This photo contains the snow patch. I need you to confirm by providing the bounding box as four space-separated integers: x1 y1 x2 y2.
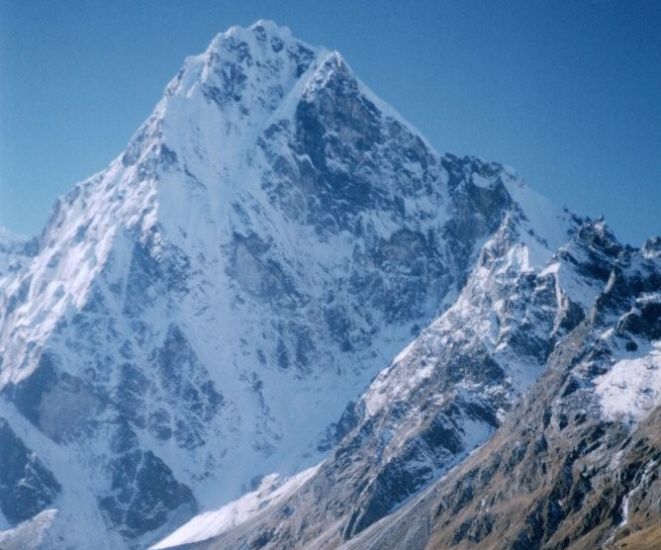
594 342 661 424
0 509 57 549
150 464 320 548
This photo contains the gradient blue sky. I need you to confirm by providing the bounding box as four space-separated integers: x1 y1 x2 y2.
1 0 659 244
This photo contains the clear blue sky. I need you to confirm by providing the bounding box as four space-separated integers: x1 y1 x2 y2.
1 0 659 244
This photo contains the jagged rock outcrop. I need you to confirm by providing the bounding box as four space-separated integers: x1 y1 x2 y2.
337 237 661 550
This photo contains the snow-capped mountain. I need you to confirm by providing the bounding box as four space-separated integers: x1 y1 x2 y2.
0 20 658 550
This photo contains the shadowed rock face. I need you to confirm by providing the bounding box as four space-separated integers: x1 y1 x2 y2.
0 418 61 524
99 444 197 540
149 325 225 449
4 352 105 444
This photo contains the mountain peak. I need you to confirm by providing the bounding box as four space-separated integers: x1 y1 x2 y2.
642 235 661 258
249 19 292 36
205 19 310 59
302 49 353 94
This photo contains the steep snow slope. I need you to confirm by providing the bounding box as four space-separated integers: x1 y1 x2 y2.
0 21 577 548
151 466 319 549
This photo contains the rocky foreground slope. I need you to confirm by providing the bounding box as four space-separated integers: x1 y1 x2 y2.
341 235 661 550
0 20 658 550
